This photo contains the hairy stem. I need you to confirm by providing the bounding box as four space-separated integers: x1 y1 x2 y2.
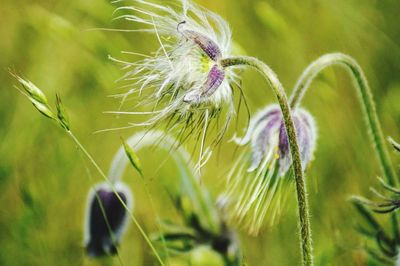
289 53 399 240
66 131 165 266
289 53 398 186
221 56 313 266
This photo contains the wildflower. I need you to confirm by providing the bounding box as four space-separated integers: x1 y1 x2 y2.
112 0 239 162
84 182 133 257
223 104 317 234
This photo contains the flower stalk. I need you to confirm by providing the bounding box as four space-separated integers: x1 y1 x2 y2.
288 53 399 241
12 75 165 265
112 131 239 264
221 56 313 266
108 130 220 235
67 125 165 265
289 53 398 187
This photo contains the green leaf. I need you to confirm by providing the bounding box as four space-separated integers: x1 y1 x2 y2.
378 176 400 194
350 196 381 230
121 137 143 177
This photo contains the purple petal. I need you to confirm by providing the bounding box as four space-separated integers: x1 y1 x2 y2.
201 64 225 97
297 110 317 167
182 30 222 61
233 105 281 146
277 120 291 175
183 64 225 103
85 185 131 257
278 109 317 175
249 114 281 171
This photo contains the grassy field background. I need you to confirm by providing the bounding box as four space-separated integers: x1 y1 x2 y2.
1 0 400 265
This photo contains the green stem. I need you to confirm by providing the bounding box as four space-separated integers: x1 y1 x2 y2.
288 53 399 240
289 53 398 186
221 56 313 266
108 130 220 234
79 153 125 266
66 131 165 266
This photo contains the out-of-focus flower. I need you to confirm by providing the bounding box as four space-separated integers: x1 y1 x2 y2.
84 182 133 257
116 130 243 265
111 0 240 162
153 187 241 265
189 245 226 266
223 104 317 235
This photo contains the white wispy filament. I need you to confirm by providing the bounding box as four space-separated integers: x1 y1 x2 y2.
223 104 317 235
111 0 239 166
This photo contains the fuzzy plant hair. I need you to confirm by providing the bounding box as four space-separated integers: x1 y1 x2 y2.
20 2 396 264
223 104 317 235
109 0 242 167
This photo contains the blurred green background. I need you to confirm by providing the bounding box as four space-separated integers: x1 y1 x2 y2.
1 0 400 265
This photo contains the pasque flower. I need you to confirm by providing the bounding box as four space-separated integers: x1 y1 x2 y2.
223 104 317 235
84 182 133 257
112 0 239 162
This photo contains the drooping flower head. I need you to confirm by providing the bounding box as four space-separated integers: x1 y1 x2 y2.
84 182 133 257
112 0 239 163
223 104 317 235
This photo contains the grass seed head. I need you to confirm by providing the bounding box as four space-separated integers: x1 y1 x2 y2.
12 74 56 120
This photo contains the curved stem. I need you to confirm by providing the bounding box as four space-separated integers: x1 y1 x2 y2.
289 53 398 186
221 56 313 266
289 52 399 244
108 130 220 234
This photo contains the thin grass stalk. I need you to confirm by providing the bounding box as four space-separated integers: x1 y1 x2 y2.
67 131 165 265
108 130 220 235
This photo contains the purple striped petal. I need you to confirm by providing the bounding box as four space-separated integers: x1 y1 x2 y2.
277 109 316 175
183 64 225 103
182 30 222 61
297 110 317 167
201 64 225 97
249 113 281 172
233 105 281 146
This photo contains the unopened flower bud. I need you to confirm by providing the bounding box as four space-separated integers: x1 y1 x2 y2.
84 182 133 257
